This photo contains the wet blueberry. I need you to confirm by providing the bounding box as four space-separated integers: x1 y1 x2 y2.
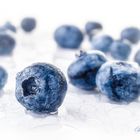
110 40 131 60
54 25 84 49
91 35 113 53
0 33 16 55
21 17 36 32
121 27 140 44
67 51 107 90
15 63 67 114
96 61 140 103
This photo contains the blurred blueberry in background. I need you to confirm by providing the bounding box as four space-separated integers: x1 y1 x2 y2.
21 17 36 32
4 22 16 33
54 25 84 49
96 61 140 103
121 27 140 44
16 63 67 114
91 35 113 53
110 40 131 60
85 21 102 40
0 22 16 33
0 33 16 55
134 49 140 65
67 50 107 90
0 66 8 90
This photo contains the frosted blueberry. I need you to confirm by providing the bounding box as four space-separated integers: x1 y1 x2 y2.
91 35 113 53
21 17 36 32
0 33 16 55
16 63 67 114
54 25 84 49
121 27 140 44
96 61 140 103
110 40 131 60
67 50 107 90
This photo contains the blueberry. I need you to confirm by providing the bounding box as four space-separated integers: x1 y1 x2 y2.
121 27 140 44
110 40 131 60
54 25 84 49
15 63 67 114
134 49 140 65
67 51 107 90
21 17 36 32
0 66 8 90
85 21 102 39
4 22 16 33
91 35 113 53
0 33 16 55
96 61 140 103
0 27 6 32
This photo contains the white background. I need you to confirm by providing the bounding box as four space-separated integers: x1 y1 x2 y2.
0 0 140 139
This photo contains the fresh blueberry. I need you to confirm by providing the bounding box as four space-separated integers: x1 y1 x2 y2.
134 49 140 65
4 22 16 33
21 17 36 32
121 27 140 44
67 50 107 90
85 21 102 39
0 27 6 32
110 40 131 60
15 63 67 114
54 25 84 49
96 61 140 103
0 66 8 90
0 33 16 55
91 35 113 53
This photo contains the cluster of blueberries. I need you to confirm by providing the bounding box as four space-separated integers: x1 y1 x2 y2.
0 17 36 55
54 22 140 61
0 19 140 115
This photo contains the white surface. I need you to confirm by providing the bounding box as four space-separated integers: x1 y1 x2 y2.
0 0 140 139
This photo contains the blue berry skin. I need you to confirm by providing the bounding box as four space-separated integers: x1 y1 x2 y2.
67 51 107 90
91 35 113 53
54 25 84 49
15 63 67 114
121 27 140 44
96 61 140 103
0 66 8 90
4 22 16 33
110 40 131 60
134 49 140 65
85 21 102 35
0 33 16 55
21 17 36 32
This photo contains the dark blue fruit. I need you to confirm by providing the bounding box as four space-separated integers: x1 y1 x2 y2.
15 63 67 114
67 51 107 90
54 25 84 49
134 49 140 65
85 21 102 40
0 66 8 90
121 27 140 44
96 61 140 103
21 17 36 32
91 35 113 53
4 22 16 33
110 40 131 60
0 33 16 55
